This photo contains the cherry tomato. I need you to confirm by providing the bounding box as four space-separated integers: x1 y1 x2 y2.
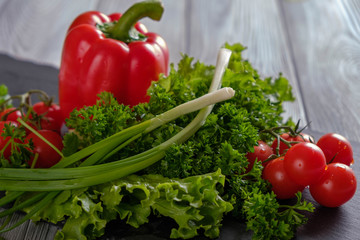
283 142 327 186
245 140 273 172
0 108 22 122
26 129 63 168
262 157 305 199
0 120 19 159
32 102 63 133
271 132 313 155
316 133 353 166
309 163 357 207
0 120 18 134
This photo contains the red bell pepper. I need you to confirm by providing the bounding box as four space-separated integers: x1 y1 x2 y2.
59 0 169 119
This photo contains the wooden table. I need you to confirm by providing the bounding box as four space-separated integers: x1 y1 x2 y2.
0 0 359 239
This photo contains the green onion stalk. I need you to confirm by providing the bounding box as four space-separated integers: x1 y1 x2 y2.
0 48 232 232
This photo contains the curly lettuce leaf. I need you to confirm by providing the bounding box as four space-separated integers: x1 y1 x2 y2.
54 192 106 240
25 170 232 240
22 189 106 240
97 169 232 239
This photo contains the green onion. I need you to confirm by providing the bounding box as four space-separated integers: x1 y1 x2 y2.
0 87 234 183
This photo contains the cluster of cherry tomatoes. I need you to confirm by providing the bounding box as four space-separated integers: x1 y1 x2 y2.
246 131 357 208
0 92 64 168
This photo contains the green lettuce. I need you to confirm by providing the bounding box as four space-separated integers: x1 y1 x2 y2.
26 169 232 239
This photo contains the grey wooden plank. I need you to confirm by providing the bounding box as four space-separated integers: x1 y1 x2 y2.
280 0 360 142
24 221 59 240
0 0 101 68
187 0 306 126
0 212 58 240
0 215 29 240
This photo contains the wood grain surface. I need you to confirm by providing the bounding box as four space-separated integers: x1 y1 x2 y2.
281 0 360 142
0 0 359 239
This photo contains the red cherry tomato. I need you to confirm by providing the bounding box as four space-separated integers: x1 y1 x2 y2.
0 120 18 134
0 120 19 159
283 142 327 186
245 140 273 172
26 129 64 168
309 163 357 207
262 157 305 199
271 132 313 155
316 133 353 166
32 102 63 133
0 108 22 122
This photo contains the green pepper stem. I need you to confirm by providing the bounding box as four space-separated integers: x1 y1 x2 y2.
110 0 164 42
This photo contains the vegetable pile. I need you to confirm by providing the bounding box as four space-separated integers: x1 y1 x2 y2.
0 1 357 239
